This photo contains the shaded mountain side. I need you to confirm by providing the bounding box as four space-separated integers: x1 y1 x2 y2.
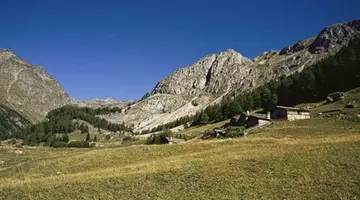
0 104 31 140
99 19 360 132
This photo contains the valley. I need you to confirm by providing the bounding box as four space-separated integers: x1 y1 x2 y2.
0 18 360 200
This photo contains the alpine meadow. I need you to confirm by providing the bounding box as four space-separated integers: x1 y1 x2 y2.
1 2 360 199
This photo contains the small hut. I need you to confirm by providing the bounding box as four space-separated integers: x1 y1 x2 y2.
271 106 310 121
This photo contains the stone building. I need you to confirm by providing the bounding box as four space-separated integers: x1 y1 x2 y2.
271 106 310 121
229 112 271 128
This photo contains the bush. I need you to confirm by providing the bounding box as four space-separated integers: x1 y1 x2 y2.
8 138 17 145
191 100 199 106
68 141 90 148
105 134 111 140
51 142 68 148
183 123 189 129
63 134 69 143
147 129 172 144
225 126 245 138
122 136 139 143
172 133 196 141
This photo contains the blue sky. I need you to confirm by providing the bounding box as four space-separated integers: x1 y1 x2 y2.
1 0 359 100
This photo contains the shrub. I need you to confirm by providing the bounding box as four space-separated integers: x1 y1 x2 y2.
8 138 17 145
105 134 111 140
147 129 172 144
122 136 139 143
90 142 96 148
172 133 196 141
68 141 90 148
191 100 199 106
63 134 69 143
51 142 68 148
225 126 245 138
183 123 189 129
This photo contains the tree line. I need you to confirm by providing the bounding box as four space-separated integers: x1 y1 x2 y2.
16 105 133 145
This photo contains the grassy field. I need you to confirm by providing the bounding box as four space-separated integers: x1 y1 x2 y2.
1 117 360 199
298 87 360 115
177 119 230 138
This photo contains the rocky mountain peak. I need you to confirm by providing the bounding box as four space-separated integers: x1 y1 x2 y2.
151 49 253 96
309 20 360 53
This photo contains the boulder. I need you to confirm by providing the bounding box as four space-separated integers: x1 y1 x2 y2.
345 101 357 108
326 92 345 103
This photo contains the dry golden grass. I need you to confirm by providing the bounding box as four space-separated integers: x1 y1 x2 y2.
1 118 360 199
299 87 360 115
178 119 230 137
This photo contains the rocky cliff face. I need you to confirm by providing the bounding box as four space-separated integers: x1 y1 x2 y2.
0 49 71 123
309 20 360 53
99 20 360 132
152 49 254 96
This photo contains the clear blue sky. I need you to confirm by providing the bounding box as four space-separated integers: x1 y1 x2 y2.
1 0 359 100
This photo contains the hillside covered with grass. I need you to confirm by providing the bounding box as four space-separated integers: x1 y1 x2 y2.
1 118 360 199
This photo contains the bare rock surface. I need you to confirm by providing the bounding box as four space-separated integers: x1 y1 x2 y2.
0 49 71 123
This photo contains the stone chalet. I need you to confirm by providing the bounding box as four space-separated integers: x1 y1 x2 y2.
229 111 271 129
270 106 310 121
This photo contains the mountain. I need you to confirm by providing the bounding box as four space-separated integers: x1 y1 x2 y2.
72 97 135 109
0 104 30 140
99 19 360 132
0 49 71 123
1 20 359 134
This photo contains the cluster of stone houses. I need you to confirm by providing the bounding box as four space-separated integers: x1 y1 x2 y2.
228 106 311 129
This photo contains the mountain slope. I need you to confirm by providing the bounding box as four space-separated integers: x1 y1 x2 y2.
0 49 71 123
100 19 360 132
0 105 30 140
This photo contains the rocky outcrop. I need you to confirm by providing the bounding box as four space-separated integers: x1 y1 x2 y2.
152 49 254 96
280 38 315 55
327 92 345 103
309 20 360 53
0 49 71 122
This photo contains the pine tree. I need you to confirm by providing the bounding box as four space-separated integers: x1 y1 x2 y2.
261 87 278 111
63 133 69 143
199 113 210 124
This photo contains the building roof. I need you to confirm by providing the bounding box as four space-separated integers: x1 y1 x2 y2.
247 115 271 121
275 106 310 112
213 128 226 133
